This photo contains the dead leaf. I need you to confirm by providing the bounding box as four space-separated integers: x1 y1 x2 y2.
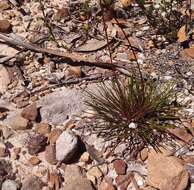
47 129 62 144
128 52 136 61
177 25 187 43
75 39 108 52
66 66 82 77
120 0 132 7
48 172 60 190
182 47 194 59
28 156 41 165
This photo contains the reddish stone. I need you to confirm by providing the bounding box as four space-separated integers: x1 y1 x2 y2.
113 159 127 175
115 173 133 190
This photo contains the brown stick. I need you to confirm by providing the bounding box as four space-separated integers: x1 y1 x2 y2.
0 33 131 76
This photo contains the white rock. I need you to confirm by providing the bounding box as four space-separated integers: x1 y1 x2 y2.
128 122 137 129
2 180 18 190
56 130 78 162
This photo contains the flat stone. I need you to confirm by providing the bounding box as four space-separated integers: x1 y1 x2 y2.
147 150 189 190
38 88 86 125
168 128 193 143
56 130 78 162
5 112 29 130
45 145 57 165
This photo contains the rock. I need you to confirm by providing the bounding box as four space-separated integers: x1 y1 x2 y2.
0 160 13 186
21 103 38 121
28 156 41 165
185 163 194 182
113 159 127 175
0 66 10 93
0 143 7 157
56 130 78 162
168 128 193 143
47 128 62 144
55 8 69 21
1 180 18 190
21 176 44 190
139 148 148 161
147 150 189 190
115 173 133 190
62 178 94 190
35 123 51 135
0 20 12 33
99 178 116 190
1 126 14 139
79 152 91 163
45 145 57 165
87 166 103 179
38 88 87 125
0 1 10 10
63 165 86 183
27 134 47 155
5 112 29 130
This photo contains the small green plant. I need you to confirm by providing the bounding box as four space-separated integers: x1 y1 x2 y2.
85 76 180 153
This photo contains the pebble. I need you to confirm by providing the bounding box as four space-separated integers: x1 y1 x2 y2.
56 130 78 162
0 1 10 10
0 65 10 93
21 103 38 121
35 123 51 135
1 180 18 190
99 178 116 190
27 134 47 155
113 159 127 175
55 8 69 21
0 20 12 33
5 113 29 130
0 142 7 157
79 152 91 163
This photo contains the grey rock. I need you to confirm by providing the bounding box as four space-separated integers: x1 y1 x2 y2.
56 130 78 162
38 88 86 125
1 180 18 190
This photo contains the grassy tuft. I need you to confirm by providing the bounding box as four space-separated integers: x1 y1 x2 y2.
85 76 181 153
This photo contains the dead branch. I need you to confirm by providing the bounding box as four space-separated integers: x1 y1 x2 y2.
0 32 132 76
